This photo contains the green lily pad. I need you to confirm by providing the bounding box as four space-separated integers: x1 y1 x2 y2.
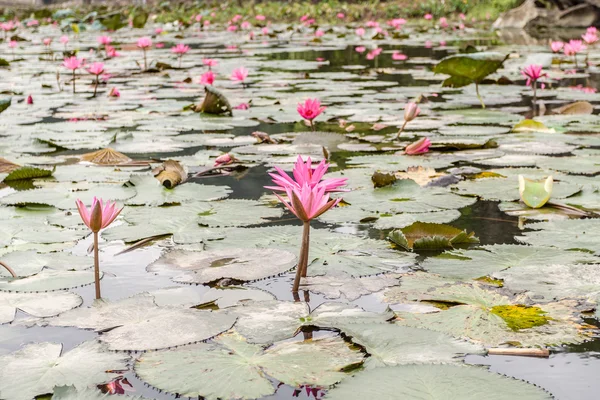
434 52 508 87
388 222 479 251
0 291 82 324
516 219 600 254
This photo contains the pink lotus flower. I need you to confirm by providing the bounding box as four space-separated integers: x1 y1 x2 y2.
26 95 33 105
587 26 597 35
43 38 52 46
424 14 433 20
196 15 203 22
300 15 309 22
440 40 447 47
231 66 249 83
337 13 345 19
8 40 17 48
297 98 325 130
214 153 236 167
439 17 448 28
266 155 347 193
155 27 164 34
355 27 365 36
565 39 585 54
232 14 242 23
355 46 366 53
63 56 82 70
203 58 218 68
172 43 190 67
261 27 269 35
98 36 112 45
521 64 545 86
227 25 238 32
405 137 431 155
366 20 379 28
87 62 104 76
234 102 250 110
425 40 433 48
60 35 69 45
315 29 324 37
137 37 152 49
76 197 122 233
392 51 407 61
241 21 251 29
199 71 215 85
108 87 120 97
550 41 563 52
459 13 466 20
388 18 407 29
275 183 341 223
570 85 596 93
256 15 266 21
582 32 598 45
27 20 39 27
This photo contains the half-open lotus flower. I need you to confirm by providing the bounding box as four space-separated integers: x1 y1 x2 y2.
404 102 420 122
76 197 123 233
518 175 553 209
550 41 564 53
275 183 341 222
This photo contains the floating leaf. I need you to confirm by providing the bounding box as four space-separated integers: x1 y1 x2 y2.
0 270 98 293
151 286 275 309
0 291 81 324
136 332 362 400
324 364 552 400
147 248 297 284
389 222 479 251
516 219 600 254
0 341 129 400
3 166 53 182
51 386 146 400
340 323 484 368
553 101 594 115
232 300 392 344
511 119 554 133
0 97 11 114
49 293 236 351
422 244 598 280
300 272 400 301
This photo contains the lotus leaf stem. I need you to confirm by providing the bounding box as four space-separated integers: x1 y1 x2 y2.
292 221 311 293
0 261 17 278
475 83 485 109
93 231 101 299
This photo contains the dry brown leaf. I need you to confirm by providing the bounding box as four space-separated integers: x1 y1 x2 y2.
152 160 188 189
80 148 132 165
552 101 594 115
395 166 445 186
0 158 20 173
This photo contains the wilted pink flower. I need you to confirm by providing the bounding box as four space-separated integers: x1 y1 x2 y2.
355 27 365 36
60 35 69 45
355 46 366 53
76 197 122 233
98 36 112 45
424 13 433 20
550 41 563 52
199 70 215 85
297 98 326 127
136 37 152 49
231 66 249 83
439 17 448 28
266 155 347 193
8 40 17 48
256 15 266 21
582 32 598 45
234 102 250 110
43 38 52 46
26 95 33 105
105 45 120 57
63 56 82 70
404 102 420 122
203 58 217 68
521 64 545 86
392 51 407 61
87 62 104 76
405 137 431 155
171 43 190 55
337 13 345 19
214 153 236 167
108 87 120 97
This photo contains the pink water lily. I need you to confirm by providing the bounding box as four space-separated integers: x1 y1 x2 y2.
550 41 563 53
8 40 16 48
203 58 217 69
43 37 52 46
26 95 33 105
297 98 325 131
266 155 348 193
231 66 249 85
315 29 324 37
337 13 345 19
105 45 120 58
355 27 365 37
137 37 152 70
98 35 112 45
582 32 598 45
405 137 431 155
234 102 250 110
395 102 420 140
424 13 433 20
355 46 366 53
521 64 545 86
63 56 83 93
171 43 190 67
76 197 123 299
87 62 105 97
439 17 448 29
214 153 237 167
108 87 120 98
199 70 215 85
392 51 407 60
256 15 266 21
276 182 341 223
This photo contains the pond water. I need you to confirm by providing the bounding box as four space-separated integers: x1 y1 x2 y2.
1 20 600 400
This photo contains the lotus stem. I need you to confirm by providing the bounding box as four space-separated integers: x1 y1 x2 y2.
475 83 485 109
178 55 182 69
292 221 311 293
93 75 99 97
309 119 315 132
72 70 76 93
394 120 408 140
0 261 17 278
574 55 578 69
532 82 537 117
93 231 101 299
143 49 147 71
